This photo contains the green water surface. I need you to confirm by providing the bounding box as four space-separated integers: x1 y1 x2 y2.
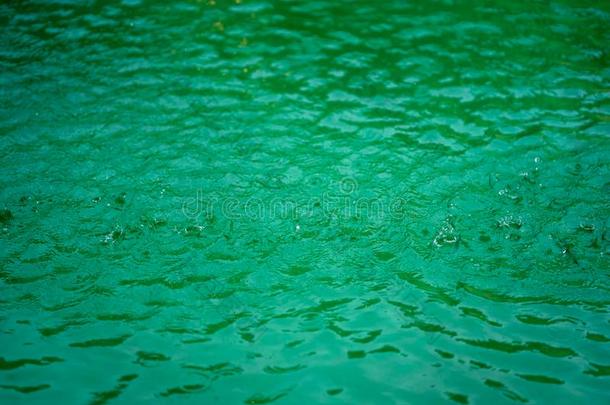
1 0 610 403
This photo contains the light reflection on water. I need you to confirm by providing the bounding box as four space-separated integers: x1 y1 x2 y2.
1 0 609 403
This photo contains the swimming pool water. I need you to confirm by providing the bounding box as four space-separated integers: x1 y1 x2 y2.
1 0 609 403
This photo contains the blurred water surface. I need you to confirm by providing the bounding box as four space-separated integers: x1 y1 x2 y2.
1 0 610 403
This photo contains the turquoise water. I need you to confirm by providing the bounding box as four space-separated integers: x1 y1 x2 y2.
1 0 610 403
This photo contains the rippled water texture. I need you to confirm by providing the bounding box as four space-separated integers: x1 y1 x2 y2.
1 0 610 403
